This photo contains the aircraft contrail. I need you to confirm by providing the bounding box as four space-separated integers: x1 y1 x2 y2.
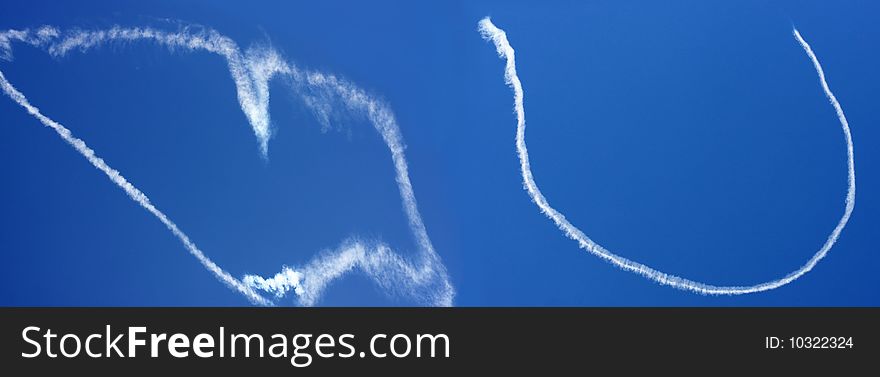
0 25 453 306
0 68 271 305
478 17 855 294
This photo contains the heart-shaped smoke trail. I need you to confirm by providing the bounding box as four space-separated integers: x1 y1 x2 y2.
0 25 454 306
478 17 856 294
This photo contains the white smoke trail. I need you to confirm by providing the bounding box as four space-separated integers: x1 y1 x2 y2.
478 17 855 295
0 25 453 306
0 69 271 306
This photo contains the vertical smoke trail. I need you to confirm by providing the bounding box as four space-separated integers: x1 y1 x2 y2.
0 25 453 306
478 17 855 294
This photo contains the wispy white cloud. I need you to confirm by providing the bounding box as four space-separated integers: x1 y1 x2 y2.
0 24 453 306
478 17 855 294
0 26 59 60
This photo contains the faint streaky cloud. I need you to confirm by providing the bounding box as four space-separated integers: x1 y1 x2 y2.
478 17 855 295
0 24 453 306
0 26 59 60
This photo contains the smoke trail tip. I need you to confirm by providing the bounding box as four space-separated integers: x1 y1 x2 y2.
259 140 270 160
478 18 494 36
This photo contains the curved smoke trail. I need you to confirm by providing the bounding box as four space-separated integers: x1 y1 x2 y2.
0 25 453 306
478 17 855 294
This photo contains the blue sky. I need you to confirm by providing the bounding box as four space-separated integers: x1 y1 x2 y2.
0 0 877 306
